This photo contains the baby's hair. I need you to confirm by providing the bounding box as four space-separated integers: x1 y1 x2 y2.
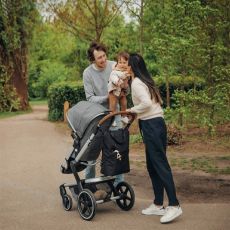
116 51 129 62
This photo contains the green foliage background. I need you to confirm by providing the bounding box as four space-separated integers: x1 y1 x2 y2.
1 0 229 135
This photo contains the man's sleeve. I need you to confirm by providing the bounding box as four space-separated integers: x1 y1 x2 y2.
83 71 108 104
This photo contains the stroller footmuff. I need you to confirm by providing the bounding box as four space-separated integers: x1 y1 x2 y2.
59 101 136 221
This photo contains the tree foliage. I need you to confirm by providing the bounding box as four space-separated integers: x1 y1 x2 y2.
28 22 77 98
42 0 124 42
0 0 38 110
1 0 229 135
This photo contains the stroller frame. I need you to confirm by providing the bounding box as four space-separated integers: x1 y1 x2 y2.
59 108 136 221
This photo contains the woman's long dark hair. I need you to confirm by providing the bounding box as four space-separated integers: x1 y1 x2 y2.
128 53 163 105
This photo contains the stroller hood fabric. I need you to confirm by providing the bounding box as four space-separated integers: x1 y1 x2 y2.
67 101 108 138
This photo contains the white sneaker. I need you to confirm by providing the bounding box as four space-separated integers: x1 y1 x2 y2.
160 206 182 223
121 116 129 124
141 203 165 216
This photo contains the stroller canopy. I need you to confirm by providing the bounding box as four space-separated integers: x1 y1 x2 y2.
67 101 108 138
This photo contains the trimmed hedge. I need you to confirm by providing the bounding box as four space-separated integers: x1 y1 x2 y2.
48 81 134 121
48 82 86 121
47 76 205 121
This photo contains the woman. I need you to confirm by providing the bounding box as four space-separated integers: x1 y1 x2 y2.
127 53 182 224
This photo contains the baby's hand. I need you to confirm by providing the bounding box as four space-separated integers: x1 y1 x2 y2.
117 79 124 87
124 71 131 78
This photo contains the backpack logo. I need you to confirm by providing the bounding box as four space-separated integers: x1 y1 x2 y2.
113 150 122 161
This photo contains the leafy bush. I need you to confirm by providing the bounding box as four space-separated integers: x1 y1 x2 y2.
47 82 85 121
165 84 230 135
167 124 182 145
30 62 73 98
155 75 205 89
155 75 205 107
0 65 20 112
47 75 205 122
47 81 134 121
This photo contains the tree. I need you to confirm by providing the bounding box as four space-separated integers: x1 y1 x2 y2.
43 0 124 42
0 0 38 110
194 0 230 134
161 0 230 134
125 0 147 55
28 22 78 98
144 0 176 108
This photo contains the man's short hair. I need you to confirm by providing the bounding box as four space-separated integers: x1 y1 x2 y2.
87 41 107 62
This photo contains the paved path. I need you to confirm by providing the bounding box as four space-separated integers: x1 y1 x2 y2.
0 105 229 230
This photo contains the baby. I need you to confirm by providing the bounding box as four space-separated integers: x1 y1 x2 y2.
108 51 130 126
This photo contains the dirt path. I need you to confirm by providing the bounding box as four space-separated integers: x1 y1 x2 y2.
0 105 229 230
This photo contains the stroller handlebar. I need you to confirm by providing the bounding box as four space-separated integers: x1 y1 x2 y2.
98 111 136 126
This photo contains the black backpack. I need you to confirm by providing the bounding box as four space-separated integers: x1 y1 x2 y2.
101 127 130 176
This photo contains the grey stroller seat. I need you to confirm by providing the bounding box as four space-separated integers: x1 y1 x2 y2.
61 101 111 173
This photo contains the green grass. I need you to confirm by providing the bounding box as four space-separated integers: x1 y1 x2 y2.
169 156 230 175
0 110 31 119
216 155 230 161
130 134 142 144
29 99 47 105
0 99 47 119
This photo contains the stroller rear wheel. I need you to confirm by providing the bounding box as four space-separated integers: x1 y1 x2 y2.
77 189 96 221
62 194 73 211
115 182 135 211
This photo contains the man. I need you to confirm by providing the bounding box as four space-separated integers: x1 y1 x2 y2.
83 41 124 186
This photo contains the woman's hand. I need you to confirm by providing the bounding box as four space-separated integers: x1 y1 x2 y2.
126 66 134 79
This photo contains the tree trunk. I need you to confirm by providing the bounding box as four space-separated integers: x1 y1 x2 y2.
165 75 170 108
178 87 185 127
139 0 144 55
208 104 215 136
10 48 29 110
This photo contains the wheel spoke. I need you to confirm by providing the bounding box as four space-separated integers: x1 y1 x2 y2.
120 187 124 193
123 198 128 207
82 206 88 214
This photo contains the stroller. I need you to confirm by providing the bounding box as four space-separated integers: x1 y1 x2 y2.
59 101 136 220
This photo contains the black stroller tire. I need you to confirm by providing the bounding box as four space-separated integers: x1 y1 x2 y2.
62 194 73 211
60 185 66 196
77 189 96 221
115 182 135 211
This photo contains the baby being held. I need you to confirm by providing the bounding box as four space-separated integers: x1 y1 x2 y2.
108 51 131 126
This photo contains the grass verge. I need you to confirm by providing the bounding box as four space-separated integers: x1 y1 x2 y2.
0 99 47 119
0 109 32 119
29 99 47 105
169 155 230 175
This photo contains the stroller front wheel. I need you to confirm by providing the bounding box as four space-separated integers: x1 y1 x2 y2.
77 189 97 221
115 181 135 211
62 194 73 211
